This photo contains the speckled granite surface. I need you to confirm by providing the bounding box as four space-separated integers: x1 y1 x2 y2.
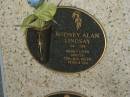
0 0 130 97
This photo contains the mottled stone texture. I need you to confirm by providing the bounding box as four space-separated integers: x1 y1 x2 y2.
0 0 130 97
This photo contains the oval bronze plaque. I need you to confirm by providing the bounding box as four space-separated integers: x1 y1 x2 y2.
27 7 106 73
45 91 87 97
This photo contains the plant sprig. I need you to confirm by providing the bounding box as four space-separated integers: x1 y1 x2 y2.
21 2 57 32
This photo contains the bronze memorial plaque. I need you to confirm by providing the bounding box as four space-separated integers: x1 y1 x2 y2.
45 91 87 97
27 7 106 73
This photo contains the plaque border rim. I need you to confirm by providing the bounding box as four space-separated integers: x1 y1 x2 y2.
45 91 88 97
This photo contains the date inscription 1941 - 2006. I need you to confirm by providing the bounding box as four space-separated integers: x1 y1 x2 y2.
27 7 106 73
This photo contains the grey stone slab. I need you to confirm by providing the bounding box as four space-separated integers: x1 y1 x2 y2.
0 0 130 97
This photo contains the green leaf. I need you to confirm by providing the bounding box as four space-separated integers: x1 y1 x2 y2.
29 19 45 30
21 14 37 32
21 3 57 32
34 2 57 21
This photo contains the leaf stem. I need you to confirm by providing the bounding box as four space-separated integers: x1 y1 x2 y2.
57 0 63 6
38 32 43 61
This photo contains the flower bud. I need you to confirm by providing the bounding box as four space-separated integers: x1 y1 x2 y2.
27 0 44 8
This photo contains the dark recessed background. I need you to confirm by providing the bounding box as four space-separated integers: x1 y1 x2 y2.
0 50 4 97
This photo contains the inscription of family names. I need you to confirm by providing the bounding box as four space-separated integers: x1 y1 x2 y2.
56 32 100 65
